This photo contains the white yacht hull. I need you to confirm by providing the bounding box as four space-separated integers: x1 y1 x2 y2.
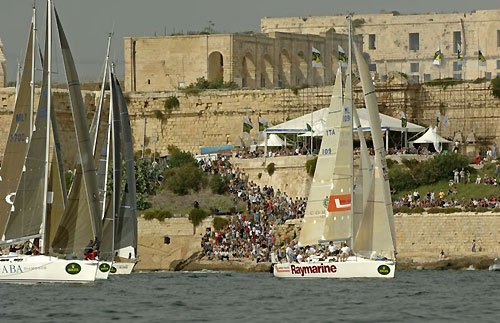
95 261 112 280
0 255 98 283
110 261 136 275
273 258 395 278
489 264 500 271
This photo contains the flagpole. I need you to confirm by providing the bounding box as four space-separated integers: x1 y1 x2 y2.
310 102 313 155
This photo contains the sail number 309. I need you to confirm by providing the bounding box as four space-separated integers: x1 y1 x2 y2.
322 148 332 155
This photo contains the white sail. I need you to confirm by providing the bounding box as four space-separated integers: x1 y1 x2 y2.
346 71 374 245
353 43 396 258
298 67 351 246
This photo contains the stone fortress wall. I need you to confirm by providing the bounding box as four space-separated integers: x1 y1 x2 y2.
261 9 500 83
0 76 499 163
124 30 358 92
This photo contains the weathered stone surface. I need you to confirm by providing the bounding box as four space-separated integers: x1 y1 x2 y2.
262 9 500 82
124 31 356 92
135 213 500 272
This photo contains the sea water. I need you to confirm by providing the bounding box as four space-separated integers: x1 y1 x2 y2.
0 270 498 322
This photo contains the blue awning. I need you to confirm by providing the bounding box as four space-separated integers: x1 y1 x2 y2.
200 144 234 154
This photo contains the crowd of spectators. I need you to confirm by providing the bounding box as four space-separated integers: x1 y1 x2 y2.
199 155 307 263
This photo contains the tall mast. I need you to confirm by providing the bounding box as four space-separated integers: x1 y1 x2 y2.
30 3 36 140
347 16 355 250
15 60 21 101
93 32 113 154
41 0 52 254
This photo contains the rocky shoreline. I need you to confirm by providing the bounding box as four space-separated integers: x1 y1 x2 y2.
159 255 497 273
134 255 499 274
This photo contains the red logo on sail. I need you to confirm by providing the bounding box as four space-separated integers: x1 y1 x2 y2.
327 194 351 212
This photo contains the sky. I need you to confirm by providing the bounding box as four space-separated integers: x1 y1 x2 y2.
1 0 499 83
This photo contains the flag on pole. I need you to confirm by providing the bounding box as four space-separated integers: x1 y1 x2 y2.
338 45 347 67
401 112 407 129
243 116 253 134
258 114 269 132
443 113 449 131
312 47 322 67
478 49 486 66
433 47 442 65
456 43 463 65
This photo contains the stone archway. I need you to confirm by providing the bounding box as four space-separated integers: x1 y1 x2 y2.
295 51 308 86
208 51 224 82
242 52 256 88
261 54 274 88
279 49 291 87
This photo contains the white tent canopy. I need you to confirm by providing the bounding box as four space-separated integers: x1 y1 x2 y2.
257 134 286 147
411 127 451 144
266 107 424 136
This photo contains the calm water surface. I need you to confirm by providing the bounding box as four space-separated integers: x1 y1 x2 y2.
1 270 498 322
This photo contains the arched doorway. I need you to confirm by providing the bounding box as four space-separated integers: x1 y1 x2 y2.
279 49 291 87
242 53 256 88
295 51 308 86
261 54 273 88
208 51 224 82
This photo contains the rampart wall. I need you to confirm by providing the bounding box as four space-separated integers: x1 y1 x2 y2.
0 79 499 164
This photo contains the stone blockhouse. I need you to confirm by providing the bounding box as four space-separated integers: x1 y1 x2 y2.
0 39 6 87
124 30 358 92
261 9 500 82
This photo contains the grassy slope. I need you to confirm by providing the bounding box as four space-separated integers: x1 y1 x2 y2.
147 187 246 216
393 162 500 201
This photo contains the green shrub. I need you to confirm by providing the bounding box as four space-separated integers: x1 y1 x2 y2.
164 96 180 111
164 164 207 195
411 207 425 214
167 145 198 168
401 159 419 169
427 207 462 214
189 208 209 231
290 84 309 95
425 77 464 89
134 158 167 210
209 174 228 195
427 153 469 182
65 171 74 190
389 167 417 192
182 87 202 95
393 206 412 214
306 157 318 177
143 209 173 221
386 159 399 169
410 161 440 186
213 216 229 231
492 77 500 98
181 77 239 94
153 109 164 120
266 162 276 176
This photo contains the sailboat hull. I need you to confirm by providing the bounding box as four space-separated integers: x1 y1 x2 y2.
95 261 112 280
109 261 136 275
0 255 98 283
273 259 395 278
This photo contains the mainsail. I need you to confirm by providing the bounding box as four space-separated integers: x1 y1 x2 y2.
353 44 396 258
113 74 138 255
321 68 354 243
0 22 34 236
3 20 50 242
345 71 374 248
298 67 350 246
50 8 102 255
